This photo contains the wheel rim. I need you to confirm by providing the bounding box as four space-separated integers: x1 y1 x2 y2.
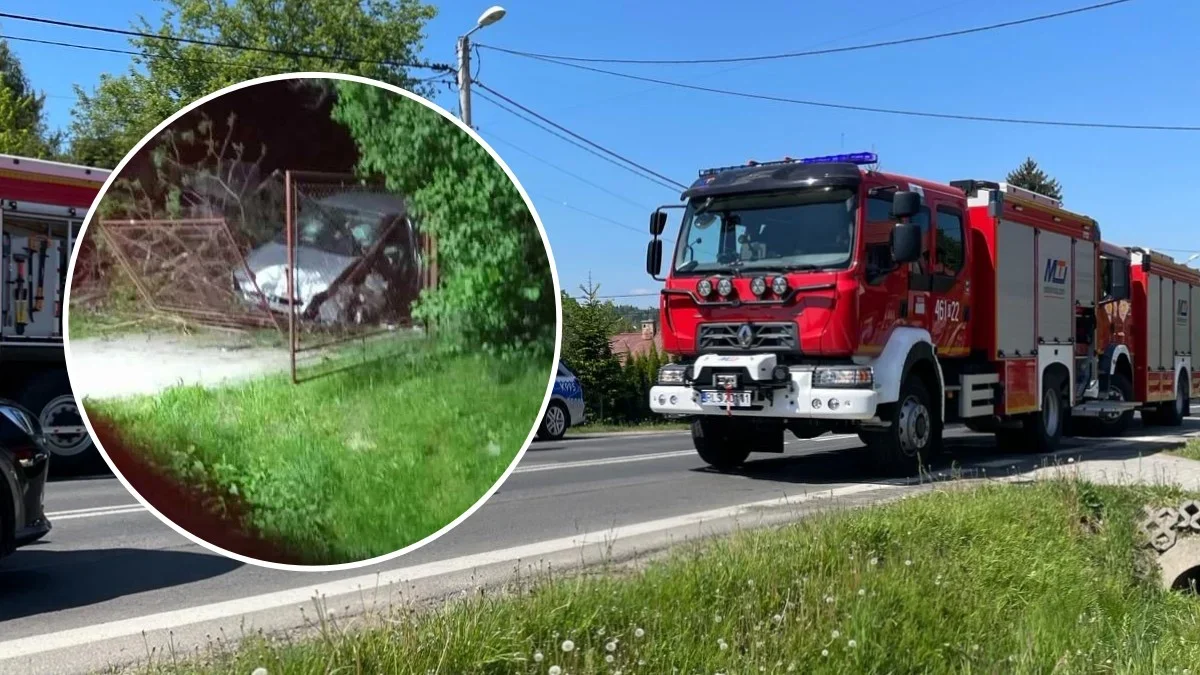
1043 388 1061 438
40 395 92 457
897 395 931 456
545 406 567 437
1099 385 1126 422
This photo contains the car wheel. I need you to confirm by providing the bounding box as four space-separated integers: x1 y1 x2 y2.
539 401 570 441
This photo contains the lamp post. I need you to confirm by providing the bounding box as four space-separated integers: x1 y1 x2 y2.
1187 253 1200 266
457 5 506 127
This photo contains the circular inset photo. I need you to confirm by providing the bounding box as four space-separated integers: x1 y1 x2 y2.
64 73 560 569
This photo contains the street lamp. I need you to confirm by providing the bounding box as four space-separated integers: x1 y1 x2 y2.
1187 253 1200 266
458 5 507 127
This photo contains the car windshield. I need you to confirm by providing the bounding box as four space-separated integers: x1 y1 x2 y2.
672 189 858 274
275 202 383 257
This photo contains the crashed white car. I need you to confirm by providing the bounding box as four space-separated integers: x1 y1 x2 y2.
234 191 422 324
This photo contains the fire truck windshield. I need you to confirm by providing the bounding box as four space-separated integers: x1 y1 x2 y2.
673 189 857 274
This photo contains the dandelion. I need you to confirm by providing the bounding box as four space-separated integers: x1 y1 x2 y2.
869 557 878 566
638 660 645 666
848 640 857 648
858 588 866 597
549 667 562 675
533 652 544 663
635 627 645 638
905 560 913 567
824 595 835 604
605 655 615 664
821 649 830 658
597 627 606 636
718 638 728 651
714 615 723 623
832 630 841 639
748 579 755 587
561 640 575 653
1068 457 1075 463
773 614 783 624
606 641 618 653
788 665 797 672
756 641 765 648
251 669 268 675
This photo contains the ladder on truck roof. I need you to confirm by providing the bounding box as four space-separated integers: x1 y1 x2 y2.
949 179 1061 208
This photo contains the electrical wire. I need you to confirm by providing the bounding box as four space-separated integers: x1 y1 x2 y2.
1 33 276 73
478 0 1134 65
0 11 454 72
473 81 690 188
472 87 685 192
504 56 1200 132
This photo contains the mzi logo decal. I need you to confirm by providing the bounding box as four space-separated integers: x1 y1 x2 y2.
1043 259 1069 285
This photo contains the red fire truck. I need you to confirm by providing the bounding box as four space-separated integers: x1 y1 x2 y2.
644 152 1130 474
1085 244 1199 435
0 154 109 471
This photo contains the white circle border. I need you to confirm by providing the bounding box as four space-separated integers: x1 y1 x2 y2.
62 71 564 573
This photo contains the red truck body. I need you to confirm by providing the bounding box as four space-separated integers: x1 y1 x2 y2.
645 153 1138 472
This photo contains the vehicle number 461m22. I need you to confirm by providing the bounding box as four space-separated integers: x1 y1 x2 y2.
934 298 962 322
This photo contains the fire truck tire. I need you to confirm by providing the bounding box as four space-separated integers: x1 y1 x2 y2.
692 417 751 471
1085 372 1136 437
1018 372 1068 453
862 376 941 475
1157 374 1188 427
19 370 96 473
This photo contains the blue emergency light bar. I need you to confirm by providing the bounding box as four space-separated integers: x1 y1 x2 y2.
698 151 878 178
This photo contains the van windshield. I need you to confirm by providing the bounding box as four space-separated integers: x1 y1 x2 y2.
673 189 857 274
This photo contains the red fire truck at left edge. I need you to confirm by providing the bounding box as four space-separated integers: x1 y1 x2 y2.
0 154 109 471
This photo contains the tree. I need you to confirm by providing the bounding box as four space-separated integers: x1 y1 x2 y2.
0 39 60 157
68 0 438 168
331 80 555 354
561 278 626 422
1006 157 1063 201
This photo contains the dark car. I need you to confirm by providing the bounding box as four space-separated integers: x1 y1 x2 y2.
0 399 52 560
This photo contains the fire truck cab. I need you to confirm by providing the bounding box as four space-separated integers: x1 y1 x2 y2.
0 154 109 471
645 152 1123 474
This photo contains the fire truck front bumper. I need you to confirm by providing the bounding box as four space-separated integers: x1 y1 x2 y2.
649 354 879 420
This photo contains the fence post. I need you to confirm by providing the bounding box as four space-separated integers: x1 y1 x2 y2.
285 170 296 384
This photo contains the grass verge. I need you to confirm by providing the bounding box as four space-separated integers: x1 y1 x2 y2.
567 420 689 435
88 338 549 564
141 480 1200 674
1172 439 1200 461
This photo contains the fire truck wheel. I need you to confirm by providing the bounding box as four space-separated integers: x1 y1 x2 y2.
1158 374 1188 427
692 417 751 471
864 376 941 475
1088 372 1136 437
19 370 96 473
1020 372 1067 453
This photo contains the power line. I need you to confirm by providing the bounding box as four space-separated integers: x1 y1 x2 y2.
1 33 277 73
473 81 691 188
529 190 654 239
508 56 1200 132
472 87 684 192
479 0 1133 65
0 11 453 72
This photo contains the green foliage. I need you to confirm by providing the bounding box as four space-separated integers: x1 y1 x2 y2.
561 282 627 422
0 39 61 157
1006 156 1063 201
67 0 438 168
330 81 555 355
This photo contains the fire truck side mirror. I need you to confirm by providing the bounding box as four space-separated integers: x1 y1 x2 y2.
891 190 921 219
646 239 664 277
891 222 922 264
650 210 668 236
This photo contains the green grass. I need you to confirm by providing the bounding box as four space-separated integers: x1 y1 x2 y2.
139 480 1200 674
89 339 549 564
1172 439 1200 461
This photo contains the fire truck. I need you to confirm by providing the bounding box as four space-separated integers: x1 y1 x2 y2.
644 151 1135 474
1084 244 1199 435
0 154 109 471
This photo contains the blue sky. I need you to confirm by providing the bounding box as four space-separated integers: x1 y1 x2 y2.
8 0 1199 307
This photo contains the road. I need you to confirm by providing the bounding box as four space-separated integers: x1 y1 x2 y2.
1 420 1198 674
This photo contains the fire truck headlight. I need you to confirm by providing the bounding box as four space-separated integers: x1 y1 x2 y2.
658 364 689 385
717 277 733 297
813 366 874 389
697 279 713 297
771 276 789 295
750 276 767 296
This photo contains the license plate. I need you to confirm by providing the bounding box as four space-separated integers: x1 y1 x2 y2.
700 390 753 407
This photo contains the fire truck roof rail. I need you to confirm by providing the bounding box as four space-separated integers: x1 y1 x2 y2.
698 152 878 178
949 179 1062 209
0 153 111 184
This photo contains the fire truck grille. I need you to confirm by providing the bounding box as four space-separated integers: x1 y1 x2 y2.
697 322 798 352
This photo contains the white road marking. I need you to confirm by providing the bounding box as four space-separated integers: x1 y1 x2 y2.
0 482 889 660
45 502 144 516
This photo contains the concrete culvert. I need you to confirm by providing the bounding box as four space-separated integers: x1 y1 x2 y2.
1138 500 1200 592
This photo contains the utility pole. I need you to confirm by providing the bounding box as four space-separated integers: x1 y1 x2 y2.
457 6 507 128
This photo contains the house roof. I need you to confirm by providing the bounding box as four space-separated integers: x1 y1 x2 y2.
609 331 662 360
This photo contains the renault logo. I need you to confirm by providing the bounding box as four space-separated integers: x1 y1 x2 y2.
737 323 753 348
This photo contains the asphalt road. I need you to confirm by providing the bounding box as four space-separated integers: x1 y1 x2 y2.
1 420 1198 674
